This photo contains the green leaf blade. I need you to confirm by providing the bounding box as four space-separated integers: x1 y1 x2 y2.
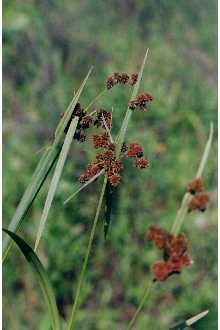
35 117 79 251
3 146 60 263
116 48 149 157
3 229 61 330
3 68 92 262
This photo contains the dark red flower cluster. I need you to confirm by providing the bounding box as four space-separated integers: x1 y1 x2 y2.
135 157 150 169
126 143 150 169
80 148 123 187
79 109 150 186
187 178 210 212
146 226 192 281
130 73 138 86
188 192 210 212
127 143 143 157
93 133 111 149
79 162 102 184
128 93 153 111
106 72 139 89
94 109 112 130
187 177 203 194
61 103 93 142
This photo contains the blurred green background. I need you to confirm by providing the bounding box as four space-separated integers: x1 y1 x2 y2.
3 1 217 329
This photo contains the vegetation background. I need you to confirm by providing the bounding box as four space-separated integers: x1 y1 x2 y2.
3 1 217 329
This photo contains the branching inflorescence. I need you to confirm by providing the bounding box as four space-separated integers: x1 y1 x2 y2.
4 50 214 330
65 72 154 188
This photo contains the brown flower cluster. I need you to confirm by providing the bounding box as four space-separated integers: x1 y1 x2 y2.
61 103 93 142
126 143 149 169
187 177 204 194
187 178 210 212
106 72 138 89
146 226 192 281
188 192 210 212
79 110 150 186
80 145 123 187
94 109 112 130
128 93 153 111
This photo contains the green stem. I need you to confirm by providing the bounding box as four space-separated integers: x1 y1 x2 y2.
67 178 107 330
127 280 154 330
171 122 213 236
127 122 213 328
170 192 191 236
85 88 106 112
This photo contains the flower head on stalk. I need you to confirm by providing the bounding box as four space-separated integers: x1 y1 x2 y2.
128 93 153 111
106 72 139 89
187 178 210 212
146 226 192 281
79 107 150 187
188 192 210 212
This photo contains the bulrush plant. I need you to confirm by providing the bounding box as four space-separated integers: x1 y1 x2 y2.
3 49 214 330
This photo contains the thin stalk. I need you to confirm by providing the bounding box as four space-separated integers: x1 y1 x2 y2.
63 169 105 205
84 88 106 112
127 123 213 329
171 122 213 236
67 177 107 330
127 281 155 330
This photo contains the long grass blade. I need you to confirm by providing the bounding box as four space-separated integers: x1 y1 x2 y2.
104 182 117 239
3 69 92 262
196 122 213 178
3 229 61 330
116 48 149 157
3 146 60 262
55 68 93 141
35 117 79 251
169 310 209 329
63 169 104 205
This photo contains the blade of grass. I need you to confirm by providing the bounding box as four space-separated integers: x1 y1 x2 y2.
116 48 149 157
104 181 116 239
63 169 105 205
3 229 61 330
55 68 93 140
3 146 60 262
3 69 92 262
169 310 209 330
34 117 79 251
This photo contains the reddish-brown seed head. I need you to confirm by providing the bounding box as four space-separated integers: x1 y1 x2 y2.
187 177 204 194
188 192 210 212
135 157 150 169
127 143 143 158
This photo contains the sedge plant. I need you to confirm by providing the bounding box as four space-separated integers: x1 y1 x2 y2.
3 49 214 330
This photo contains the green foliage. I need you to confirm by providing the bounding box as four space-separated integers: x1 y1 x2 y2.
3 229 61 330
3 1 217 329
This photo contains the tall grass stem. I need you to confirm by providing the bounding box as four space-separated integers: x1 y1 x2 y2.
127 281 154 330
67 177 107 330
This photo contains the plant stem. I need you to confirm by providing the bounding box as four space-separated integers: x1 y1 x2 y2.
127 122 213 329
171 122 213 236
127 280 154 330
67 177 107 330
85 88 106 112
